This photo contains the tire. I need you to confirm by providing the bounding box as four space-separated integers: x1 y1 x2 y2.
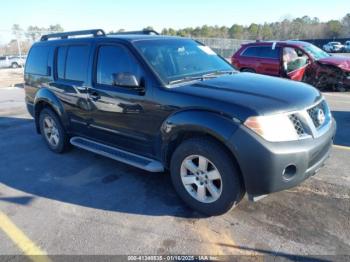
170 137 245 216
39 108 69 153
11 63 19 68
241 68 255 73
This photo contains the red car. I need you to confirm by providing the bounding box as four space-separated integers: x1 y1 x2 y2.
231 40 350 91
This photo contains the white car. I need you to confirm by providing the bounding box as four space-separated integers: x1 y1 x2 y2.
323 42 344 53
344 41 350 52
0 56 26 69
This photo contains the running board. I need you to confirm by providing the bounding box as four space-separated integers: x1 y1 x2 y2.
70 137 164 172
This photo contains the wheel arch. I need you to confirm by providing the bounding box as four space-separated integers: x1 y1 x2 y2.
34 88 69 133
159 110 242 175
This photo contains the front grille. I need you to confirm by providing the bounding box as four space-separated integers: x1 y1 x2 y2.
289 114 306 136
307 101 327 129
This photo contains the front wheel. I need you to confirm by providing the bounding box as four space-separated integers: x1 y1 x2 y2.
11 62 19 68
170 138 245 216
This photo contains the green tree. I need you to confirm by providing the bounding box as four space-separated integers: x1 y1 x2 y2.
248 23 259 39
326 20 342 38
261 24 273 40
228 24 244 39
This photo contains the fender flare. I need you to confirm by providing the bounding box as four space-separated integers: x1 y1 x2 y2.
159 109 241 166
33 88 69 133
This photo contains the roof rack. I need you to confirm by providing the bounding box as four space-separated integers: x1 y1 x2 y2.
40 29 106 41
109 29 160 36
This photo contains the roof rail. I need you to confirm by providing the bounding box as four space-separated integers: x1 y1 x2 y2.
40 29 106 41
110 29 160 36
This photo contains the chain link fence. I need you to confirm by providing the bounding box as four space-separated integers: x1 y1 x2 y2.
194 38 254 58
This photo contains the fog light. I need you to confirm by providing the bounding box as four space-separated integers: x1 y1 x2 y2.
282 165 297 180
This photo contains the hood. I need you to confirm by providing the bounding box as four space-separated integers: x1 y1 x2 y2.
173 73 322 119
318 56 350 72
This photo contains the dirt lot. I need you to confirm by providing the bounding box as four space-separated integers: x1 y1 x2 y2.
0 70 349 260
0 68 24 88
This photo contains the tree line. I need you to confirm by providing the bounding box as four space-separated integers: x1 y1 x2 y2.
1 14 350 56
160 14 350 40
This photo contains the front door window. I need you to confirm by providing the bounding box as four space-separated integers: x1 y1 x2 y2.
282 47 308 73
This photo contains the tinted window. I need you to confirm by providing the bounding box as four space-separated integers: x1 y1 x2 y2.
26 46 49 75
65 45 90 81
96 45 143 86
241 46 259 57
56 46 67 79
242 46 280 59
259 46 280 59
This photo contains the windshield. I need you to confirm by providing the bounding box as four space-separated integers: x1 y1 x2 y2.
302 44 330 60
133 39 234 84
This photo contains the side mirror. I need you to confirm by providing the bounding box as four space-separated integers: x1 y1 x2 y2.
113 72 140 88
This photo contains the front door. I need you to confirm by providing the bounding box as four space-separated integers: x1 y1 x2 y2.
86 43 157 157
282 47 309 81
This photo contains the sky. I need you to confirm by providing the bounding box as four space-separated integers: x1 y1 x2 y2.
0 0 349 43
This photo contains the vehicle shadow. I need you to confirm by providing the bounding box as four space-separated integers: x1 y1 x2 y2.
0 116 200 218
332 111 350 147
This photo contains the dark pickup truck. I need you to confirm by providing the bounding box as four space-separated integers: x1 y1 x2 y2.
24 29 336 215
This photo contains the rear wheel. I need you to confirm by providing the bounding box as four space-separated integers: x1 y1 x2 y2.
39 108 69 153
170 138 245 216
11 62 19 68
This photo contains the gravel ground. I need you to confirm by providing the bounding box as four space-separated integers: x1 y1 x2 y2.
0 68 24 88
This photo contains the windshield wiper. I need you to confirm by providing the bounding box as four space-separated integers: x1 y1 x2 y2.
168 70 236 85
205 70 236 76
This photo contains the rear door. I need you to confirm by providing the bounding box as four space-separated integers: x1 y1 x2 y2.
238 45 280 76
50 43 93 135
255 45 281 76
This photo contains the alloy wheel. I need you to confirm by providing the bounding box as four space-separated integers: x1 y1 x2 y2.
43 116 60 147
180 155 223 203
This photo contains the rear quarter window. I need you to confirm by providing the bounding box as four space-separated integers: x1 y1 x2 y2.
25 45 49 75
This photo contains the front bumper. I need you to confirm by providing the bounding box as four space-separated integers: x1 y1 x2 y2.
229 118 336 196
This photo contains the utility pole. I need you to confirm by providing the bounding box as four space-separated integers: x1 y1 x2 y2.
16 35 22 57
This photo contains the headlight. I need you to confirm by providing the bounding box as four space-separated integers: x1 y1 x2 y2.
244 114 298 142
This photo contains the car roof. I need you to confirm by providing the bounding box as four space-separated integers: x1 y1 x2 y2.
243 40 311 48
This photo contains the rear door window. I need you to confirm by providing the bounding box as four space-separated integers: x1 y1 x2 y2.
25 46 50 75
63 45 90 82
56 46 67 79
242 46 280 59
241 46 259 57
259 46 280 59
